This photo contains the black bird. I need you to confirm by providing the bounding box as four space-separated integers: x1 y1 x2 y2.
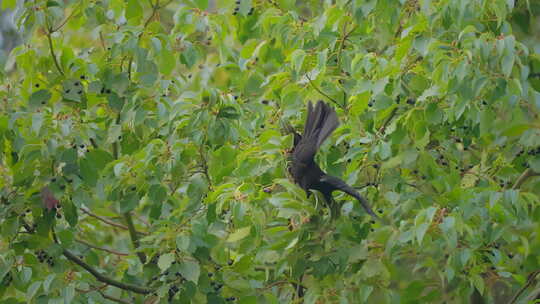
287 101 379 220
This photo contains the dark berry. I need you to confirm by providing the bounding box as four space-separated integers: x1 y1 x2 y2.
26 208 31 213
51 177 57 182
261 100 269 105
105 89 111 94
80 75 86 80
260 124 265 129
228 259 234 266
131 186 136 191
56 213 61 219
233 96 238 100
60 185 66 190
77 90 82 94
208 272 214 277
79 144 85 148
378 209 383 214
508 253 513 258
41 101 46 105
74 81 80 86
100 88 105 94
373 164 379 169
368 102 373 107
65 89 70 94
412 170 418 174
370 228 375 232
35 83 40 88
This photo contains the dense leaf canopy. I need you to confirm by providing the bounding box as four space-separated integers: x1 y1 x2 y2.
1 0 540 303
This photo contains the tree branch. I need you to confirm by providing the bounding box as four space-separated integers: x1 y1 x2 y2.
62 249 152 294
123 212 146 264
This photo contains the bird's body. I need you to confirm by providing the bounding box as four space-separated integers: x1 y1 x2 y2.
288 101 379 220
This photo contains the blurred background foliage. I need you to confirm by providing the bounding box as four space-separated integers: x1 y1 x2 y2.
1 0 540 303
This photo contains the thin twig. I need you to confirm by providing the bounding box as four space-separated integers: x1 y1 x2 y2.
75 238 129 256
509 270 540 304
143 0 160 28
51 3 81 32
379 107 398 133
46 30 64 76
80 208 129 231
305 73 341 108
76 286 132 304
198 144 213 189
512 168 540 190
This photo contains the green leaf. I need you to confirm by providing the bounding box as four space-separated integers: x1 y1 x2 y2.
179 260 200 283
126 0 142 19
158 253 175 271
1 0 16 9
26 281 41 301
29 90 51 109
227 226 251 242
290 49 306 72
193 0 208 10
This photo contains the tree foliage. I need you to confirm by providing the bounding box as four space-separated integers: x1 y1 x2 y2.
1 0 540 303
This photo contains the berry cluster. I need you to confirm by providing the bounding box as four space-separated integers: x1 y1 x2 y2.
233 0 240 15
168 285 179 302
36 250 55 267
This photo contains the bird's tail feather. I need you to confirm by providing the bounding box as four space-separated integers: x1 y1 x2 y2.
320 175 380 220
303 101 339 149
